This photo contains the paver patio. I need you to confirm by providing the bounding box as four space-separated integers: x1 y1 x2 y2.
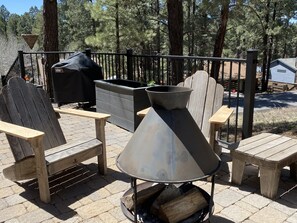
0 112 296 223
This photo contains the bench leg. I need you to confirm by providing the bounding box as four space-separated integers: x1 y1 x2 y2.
290 162 297 180
232 159 245 185
259 167 281 199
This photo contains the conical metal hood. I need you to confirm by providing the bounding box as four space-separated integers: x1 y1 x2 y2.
116 86 221 183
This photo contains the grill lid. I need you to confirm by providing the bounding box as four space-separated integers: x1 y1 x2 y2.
116 86 221 183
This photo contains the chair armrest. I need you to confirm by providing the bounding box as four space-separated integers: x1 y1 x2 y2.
209 105 233 125
0 121 49 202
54 108 110 120
0 120 44 141
137 107 150 117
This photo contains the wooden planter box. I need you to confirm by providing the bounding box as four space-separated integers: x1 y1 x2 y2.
95 79 150 132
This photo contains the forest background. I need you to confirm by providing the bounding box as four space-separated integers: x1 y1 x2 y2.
0 0 296 90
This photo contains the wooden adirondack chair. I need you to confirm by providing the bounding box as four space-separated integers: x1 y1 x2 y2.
0 77 110 203
138 70 233 154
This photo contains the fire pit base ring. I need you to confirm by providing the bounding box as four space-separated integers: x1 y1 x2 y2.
120 182 213 223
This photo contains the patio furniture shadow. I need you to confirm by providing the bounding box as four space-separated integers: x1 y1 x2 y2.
17 164 130 220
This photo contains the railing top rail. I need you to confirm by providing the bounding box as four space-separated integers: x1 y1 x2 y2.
130 54 246 62
92 52 126 56
94 52 246 62
22 50 246 63
23 51 76 55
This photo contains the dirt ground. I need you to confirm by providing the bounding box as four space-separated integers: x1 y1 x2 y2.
229 106 297 140
252 106 297 139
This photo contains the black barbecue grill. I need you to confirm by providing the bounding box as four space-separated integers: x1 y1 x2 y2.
51 52 103 106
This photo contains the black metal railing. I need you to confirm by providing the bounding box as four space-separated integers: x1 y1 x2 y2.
8 49 258 144
91 51 249 87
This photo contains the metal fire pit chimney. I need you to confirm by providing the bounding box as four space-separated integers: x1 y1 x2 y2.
117 86 221 183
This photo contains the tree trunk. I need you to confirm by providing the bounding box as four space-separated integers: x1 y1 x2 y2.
191 0 196 56
43 0 59 98
210 0 230 80
266 2 277 90
115 0 121 77
197 12 208 70
187 0 192 56
156 0 161 53
261 0 270 92
167 0 183 85
115 0 120 53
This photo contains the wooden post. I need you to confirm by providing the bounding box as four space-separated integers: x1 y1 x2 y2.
18 50 26 79
242 49 258 139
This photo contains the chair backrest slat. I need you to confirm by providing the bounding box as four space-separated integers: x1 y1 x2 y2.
201 77 217 137
0 77 66 161
0 92 31 160
178 70 224 138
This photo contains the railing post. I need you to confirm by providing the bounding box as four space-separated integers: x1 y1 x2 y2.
85 48 91 58
242 49 258 139
18 50 26 79
126 48 133 80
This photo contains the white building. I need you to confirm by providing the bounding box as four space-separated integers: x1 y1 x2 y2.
269 58 297 84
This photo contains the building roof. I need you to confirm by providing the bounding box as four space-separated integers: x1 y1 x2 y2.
271 58 297 72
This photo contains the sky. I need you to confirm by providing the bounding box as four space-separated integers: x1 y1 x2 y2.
0 0 43 15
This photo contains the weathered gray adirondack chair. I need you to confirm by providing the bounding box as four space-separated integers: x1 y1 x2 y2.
0 77 110 203
138 70 233 154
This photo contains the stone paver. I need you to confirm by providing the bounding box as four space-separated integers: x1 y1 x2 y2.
0 187 14 199
4 194 27 206
0 112 296 222
268 201 297 216
76 199 114 219
214 188 244 207
241 193 272 209
249 206 288 223
0 204 27 222
17 208 58 223
235 200 259 214
99 212 118 223
0 198 8 210
220 204 252 222
287 213 297 223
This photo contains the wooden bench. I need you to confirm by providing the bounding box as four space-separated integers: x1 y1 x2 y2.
231 133 297 199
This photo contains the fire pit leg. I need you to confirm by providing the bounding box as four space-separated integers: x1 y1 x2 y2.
209 175 215 218
131 177 137 222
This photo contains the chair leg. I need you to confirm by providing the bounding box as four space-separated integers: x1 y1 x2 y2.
259 167 281 199
37 175 51 203
232 158 245 185
98 154 107 175
31 137 51 203
95 119 107 175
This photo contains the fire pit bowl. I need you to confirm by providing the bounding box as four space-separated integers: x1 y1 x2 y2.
120 182 213 223
146 86 192 110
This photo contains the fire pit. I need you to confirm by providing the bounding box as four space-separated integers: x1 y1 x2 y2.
117 86 221 222
120 182 213 222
